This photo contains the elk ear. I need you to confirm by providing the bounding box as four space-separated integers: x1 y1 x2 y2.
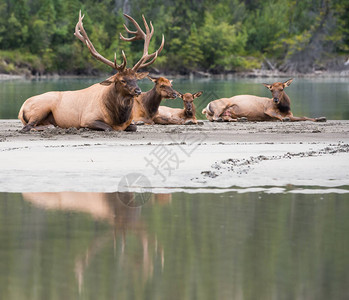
283 78 293 88
136 72 149 80
147 75 157 83
262 83 272 90
177 91 184 99
169 80 173 84
193 91 203 99
100 80 113 86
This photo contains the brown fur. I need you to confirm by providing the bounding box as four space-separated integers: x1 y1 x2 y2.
202 79 326 122
153 91 203 125
18 12 164 132
133 77 177 124
18 71 148 132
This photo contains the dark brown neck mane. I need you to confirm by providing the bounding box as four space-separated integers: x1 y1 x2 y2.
141 86 163 118
277 92 291 113
103 85 134 125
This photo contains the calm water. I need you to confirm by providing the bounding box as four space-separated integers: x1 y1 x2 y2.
0 77 348 119
0 191 348 300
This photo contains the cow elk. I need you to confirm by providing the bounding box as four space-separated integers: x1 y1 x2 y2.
19 11 164 132
153 91 203 125
133 76 177 125
202 79 326 122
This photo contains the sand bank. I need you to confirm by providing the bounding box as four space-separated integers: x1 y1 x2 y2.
0 120 348 193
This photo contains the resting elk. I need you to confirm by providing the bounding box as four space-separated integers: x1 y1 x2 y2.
202 79 326 122
153 91 203 125
18 11 164 132
133 76 177 125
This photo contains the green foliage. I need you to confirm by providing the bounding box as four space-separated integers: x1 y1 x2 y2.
0 0 347 74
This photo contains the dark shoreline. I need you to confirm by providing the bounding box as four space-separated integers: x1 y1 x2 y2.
2 68 349 81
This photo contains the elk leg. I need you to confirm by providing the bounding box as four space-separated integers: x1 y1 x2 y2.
136 118 154 125
221 115 237 122
20 109 54 132
264 110 284 121
20 121 37 132
88 120 113 131
184 119 197 125
125 124 137 132
286 115 318 122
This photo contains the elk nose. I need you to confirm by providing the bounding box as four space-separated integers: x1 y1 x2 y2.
273 97 279 103
134 88 141 95
172 92 177 98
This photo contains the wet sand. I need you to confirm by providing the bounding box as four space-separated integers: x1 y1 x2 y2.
0 119 348 193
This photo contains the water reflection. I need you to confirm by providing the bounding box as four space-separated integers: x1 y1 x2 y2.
0 191 348 300
22 192 171 295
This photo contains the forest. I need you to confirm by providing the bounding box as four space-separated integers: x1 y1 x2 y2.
0 0 348 75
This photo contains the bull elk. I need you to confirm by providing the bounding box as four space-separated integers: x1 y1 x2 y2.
202 79 326 122
153 91 203 125
133 76 177 125
18 11 164 132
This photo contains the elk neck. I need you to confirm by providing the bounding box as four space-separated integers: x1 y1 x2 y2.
184 102 196 118
103 84 134 125
276 91 291 113
142 86 163 118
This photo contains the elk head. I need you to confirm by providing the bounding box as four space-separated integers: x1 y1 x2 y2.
177 91 203 117
74 10 164 97
147 76 177 99
263 79 293 104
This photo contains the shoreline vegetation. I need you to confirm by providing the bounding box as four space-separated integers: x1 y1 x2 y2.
1 1 348 80
1 68 349 81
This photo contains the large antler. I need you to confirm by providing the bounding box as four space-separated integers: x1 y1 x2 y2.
74 10 127 72
120 14 164 72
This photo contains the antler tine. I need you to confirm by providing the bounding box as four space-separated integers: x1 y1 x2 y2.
120 14 145 41
75 10 126 71
114 50 127 71
132 34 164 71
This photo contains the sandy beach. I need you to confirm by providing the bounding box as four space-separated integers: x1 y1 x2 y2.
0 119 348 193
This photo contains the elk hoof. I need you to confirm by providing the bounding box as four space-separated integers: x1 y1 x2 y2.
125 124 137 132
20 124 34 133
214 117 224 122
237 117 248 122
184 120 196 125
197 121 204 125
282 117 291 122
315 117 327 122
135 121 145 125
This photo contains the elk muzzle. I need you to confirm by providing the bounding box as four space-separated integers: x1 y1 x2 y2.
185 102 193 114
134 87 142 95
273 97 279 104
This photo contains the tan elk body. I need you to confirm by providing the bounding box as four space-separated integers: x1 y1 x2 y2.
18 11 164 131
202 79 326 122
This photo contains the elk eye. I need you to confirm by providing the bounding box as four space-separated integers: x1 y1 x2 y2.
121 80 126 84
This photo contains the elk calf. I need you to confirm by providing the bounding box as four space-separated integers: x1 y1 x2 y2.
202 79 326 122
133 76 177 125
153 91 203 125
